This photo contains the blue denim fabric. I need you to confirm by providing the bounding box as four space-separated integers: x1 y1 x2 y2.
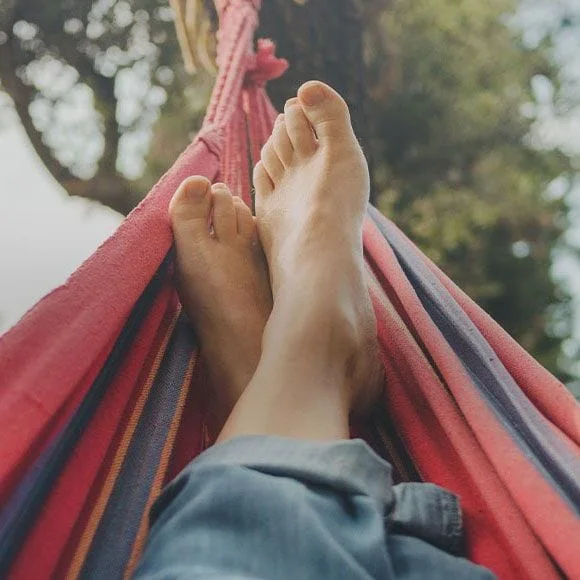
134 436 495 579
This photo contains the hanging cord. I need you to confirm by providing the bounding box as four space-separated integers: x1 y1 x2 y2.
169 0 287 206
170 0 286 129
169 0 261 76
168 0 217 74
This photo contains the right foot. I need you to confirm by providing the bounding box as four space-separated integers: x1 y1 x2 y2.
254 81 383 414
170 177 272 437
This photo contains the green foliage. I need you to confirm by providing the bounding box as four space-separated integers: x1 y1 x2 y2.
367 0 574 377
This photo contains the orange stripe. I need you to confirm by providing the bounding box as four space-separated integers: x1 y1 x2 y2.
123 350 198 579
66 310 180 580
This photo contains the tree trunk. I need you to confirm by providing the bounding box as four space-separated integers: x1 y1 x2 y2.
258 1 366 134
256 0 376 202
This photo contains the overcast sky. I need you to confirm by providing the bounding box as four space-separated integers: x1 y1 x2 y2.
0 122 122 332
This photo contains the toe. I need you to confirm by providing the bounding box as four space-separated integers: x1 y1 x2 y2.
272 119 294 167
233 196 255 240
297 81 354 147
260 141 284 184
169 176 212 240
284 98 317 157
211 183 237 241
253 161 274 196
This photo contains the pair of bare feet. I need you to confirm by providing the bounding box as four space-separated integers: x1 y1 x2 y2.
170 81 382 443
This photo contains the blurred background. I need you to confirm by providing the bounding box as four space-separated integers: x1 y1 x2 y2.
0 0 579 397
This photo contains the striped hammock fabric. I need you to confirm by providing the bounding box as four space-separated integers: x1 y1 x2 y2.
0 1 579 578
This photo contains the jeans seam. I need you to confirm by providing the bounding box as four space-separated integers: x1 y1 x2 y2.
440 492 463 554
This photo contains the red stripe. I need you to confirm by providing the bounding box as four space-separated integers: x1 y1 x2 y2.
364 219 558 579
426 241 580 446
0 138 220 510
0 333 116 507
8 287 175 579
371 219 580 576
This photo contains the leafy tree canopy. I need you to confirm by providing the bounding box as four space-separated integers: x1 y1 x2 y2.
368 0 575 375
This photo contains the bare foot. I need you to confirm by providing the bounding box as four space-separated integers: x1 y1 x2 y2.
169 177 272 435
253 81 383 415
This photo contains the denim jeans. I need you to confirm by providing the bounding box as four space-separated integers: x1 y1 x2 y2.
134 436 495 579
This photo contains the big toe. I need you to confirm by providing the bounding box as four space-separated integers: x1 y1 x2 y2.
169 176 212 241
297 81 355 146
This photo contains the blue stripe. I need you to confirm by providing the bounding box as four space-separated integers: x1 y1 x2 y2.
368 206 580 512
79 314 196 579
0 251 173 577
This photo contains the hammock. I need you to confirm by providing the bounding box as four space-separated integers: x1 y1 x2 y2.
0 1 578 578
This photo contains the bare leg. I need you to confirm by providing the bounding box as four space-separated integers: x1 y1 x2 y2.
218 81 383 443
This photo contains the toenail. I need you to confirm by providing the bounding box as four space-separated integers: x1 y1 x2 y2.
284 98 299 110
185 181 208 199
300 82 327 106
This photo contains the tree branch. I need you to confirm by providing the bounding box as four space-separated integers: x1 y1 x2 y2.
0 9 137 215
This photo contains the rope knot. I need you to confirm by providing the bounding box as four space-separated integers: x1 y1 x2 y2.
245 38 288 88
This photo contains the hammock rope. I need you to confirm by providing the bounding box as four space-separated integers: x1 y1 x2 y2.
0 1 578 578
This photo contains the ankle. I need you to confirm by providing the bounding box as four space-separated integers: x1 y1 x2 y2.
217 365 351 443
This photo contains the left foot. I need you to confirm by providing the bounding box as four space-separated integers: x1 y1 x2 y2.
169 177 272 436
253 81 382 415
